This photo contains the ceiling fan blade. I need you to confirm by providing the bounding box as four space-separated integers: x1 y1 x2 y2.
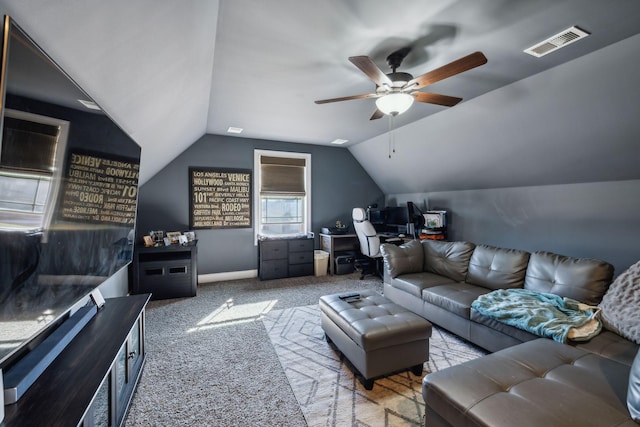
406 51 487 90
369 109 384 120
414 92 463 107
349 56 393 87
314 93 378 104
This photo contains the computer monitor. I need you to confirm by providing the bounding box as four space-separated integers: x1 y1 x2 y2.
368 208 384 225
384 206 409 227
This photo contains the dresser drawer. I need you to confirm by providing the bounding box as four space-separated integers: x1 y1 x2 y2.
289 250 313 264
288 238 313 252
289 263 314 277
260 240 288 260
260 259 288 280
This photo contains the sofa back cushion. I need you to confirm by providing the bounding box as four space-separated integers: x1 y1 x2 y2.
380 240 423 279
422 240 475 282
466 245 530 290
524 251 613 305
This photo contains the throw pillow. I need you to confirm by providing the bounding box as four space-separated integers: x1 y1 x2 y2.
628 348 640 422
380 240 423 279
598 260 640 344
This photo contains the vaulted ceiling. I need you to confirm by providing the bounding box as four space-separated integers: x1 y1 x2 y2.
3 0 640 192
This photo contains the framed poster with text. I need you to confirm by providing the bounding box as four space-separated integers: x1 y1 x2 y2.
59 149 140 226
189 167 252 229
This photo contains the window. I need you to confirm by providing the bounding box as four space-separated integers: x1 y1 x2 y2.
0 109 69 230
254 150 311 239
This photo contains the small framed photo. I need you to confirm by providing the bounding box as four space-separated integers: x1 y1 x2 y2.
178 235 188 245
143 235 154 247
150 230 164 243
166 231 182 244
163 237 171 246
184 231 196 242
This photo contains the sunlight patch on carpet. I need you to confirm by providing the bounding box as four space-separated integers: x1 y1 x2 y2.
187 299 278 332
262 304 486 427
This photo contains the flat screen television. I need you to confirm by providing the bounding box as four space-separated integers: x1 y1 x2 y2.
0 16 141 372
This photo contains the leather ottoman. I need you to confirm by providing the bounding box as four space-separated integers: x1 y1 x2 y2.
319 290 432 389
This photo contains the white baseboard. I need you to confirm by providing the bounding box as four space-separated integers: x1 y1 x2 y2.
198 270 258 284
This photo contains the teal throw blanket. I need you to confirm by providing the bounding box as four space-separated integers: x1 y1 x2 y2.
471 289 601 343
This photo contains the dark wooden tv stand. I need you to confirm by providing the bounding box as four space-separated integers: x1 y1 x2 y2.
2 294 150 427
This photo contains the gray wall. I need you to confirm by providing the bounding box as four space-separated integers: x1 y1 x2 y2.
391 179 640 277
136 134 384 274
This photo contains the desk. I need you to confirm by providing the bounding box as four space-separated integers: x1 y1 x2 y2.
319 233 413 275
319 233 359 275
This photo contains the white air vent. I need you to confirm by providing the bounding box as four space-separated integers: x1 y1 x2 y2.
524 26 590 58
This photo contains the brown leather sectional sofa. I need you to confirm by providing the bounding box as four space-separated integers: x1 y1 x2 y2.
380 240 640 426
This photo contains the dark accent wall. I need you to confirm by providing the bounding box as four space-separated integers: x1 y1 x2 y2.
391 179 640 277
136 134 384 275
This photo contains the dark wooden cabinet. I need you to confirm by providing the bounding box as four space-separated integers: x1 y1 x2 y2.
3 294 150 427
131 243 197 300
259 237 314 280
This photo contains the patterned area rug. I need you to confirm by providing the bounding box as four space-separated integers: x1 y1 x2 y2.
262 305 487 427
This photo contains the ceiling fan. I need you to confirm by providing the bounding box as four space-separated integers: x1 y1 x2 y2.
315 48 487 120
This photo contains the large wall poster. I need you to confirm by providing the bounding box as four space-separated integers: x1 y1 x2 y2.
189 167 252 229
59 149 139 225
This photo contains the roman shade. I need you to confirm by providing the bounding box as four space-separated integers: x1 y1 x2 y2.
259 156 306 195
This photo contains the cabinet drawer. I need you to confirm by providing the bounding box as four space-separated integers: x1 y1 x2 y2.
288 238 313 252
289 263 314 277
288 251 313 264
137 260 193 298
260 259 288 280
260 240 288 260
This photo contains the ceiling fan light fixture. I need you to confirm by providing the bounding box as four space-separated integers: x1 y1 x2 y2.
376 93 414 116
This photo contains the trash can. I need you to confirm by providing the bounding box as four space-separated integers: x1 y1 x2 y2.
314 250 329 276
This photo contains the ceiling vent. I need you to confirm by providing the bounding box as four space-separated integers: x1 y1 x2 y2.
524 26 590 58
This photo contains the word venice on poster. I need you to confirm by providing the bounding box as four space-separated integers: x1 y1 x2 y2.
189 167 252 229
60 150 139 225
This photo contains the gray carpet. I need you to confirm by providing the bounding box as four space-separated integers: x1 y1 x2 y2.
125 273 486 426
126 273 384 426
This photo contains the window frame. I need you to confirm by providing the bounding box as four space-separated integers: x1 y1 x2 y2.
254 149 311 243
0 109 69 231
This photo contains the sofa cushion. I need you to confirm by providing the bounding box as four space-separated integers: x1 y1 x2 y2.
599 260 640 345
422 240 475 282
423 338 636 427
573 330 639 367
628 348 640 422
386 272 457 298
380 240 423 279
524 251 613 305
423 283 491 318
466 244 530 290
470 308 540 343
